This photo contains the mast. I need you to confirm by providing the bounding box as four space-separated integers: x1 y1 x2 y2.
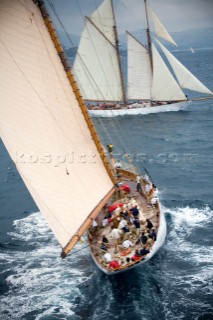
33 0 117 256
35 0 116 185
111 0 127 106
144 0 153 71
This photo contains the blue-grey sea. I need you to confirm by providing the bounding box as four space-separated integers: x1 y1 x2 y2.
0 49 213 320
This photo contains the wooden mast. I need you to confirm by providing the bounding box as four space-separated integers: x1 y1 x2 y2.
61 187 116 257
34 0 117 256
34 0 115 184
111 0 127 107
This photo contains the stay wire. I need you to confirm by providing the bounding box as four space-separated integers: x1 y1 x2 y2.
47 0 153 183
67 243 90 256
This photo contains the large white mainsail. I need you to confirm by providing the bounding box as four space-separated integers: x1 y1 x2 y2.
73 0 123 101
151 43 187 101
127 32 152 100
0 0 114 250
155 39 213 95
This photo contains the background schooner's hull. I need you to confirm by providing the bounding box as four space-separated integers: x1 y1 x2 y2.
88 101 190 117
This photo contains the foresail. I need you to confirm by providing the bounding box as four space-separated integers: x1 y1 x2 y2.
151 43 186 101
127 32 152 100
0 0 114 249
90 0 115 44
73 0 123 101
155 39 213 95
149 6 177 46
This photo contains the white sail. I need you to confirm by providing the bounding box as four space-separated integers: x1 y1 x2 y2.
151 43 187 101
127 32 152 100
190 46 195 54
73 0 122 101
149 6 177 46
156 39 213 95
0 0 114 249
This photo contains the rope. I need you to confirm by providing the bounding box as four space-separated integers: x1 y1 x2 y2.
48 0 118 102
45 1 156 184
68 243 90 256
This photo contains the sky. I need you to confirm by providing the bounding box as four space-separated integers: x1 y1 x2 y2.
46 0 213 36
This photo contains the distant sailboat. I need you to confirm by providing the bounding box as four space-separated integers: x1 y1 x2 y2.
190 46 195 53
0 0 166 274
73 0 212 117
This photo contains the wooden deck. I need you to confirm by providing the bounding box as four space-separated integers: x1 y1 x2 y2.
88 175 161 274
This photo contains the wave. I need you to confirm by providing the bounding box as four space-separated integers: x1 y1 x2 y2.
0 207 212 319
163 205 213 282
0 212 93 319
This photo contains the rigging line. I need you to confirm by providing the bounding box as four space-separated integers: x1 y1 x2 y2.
93 114 150 184
4 3 102 220
95 117 113 142
127 139 154 181
126 147 153 184
33 5 100 152
70 1 110 101
33 14 111 208
67 243 90 256
84 9 120 101
63 4 148 177
81 20 115 100
37 3 118 204
32 8 103 204
111 114 140 161
95 114 131 163
48 0 108 102
73 0 124 103
104 113 152 180
47 0 105 100
47 0 76 49
83 0 122 101
97 116 139 174
72 0 108 100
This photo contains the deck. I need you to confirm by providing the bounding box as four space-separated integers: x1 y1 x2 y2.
88 175 162 274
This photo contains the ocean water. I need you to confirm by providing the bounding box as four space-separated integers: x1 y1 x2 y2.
0 49 213 320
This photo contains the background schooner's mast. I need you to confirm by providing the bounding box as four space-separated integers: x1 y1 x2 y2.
111 0 127 106
144 0 153 71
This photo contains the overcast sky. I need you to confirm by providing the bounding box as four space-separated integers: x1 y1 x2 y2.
47 0 213 36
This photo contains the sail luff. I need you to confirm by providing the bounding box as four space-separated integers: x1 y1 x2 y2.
39 1 116 185
155 39 213 95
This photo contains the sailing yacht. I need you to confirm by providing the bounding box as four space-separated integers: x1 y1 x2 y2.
73 0 212 117
190 46 195 54
0 0 166 274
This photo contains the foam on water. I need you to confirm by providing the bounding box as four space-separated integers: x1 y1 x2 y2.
0 206 212 319
165 205 213 262
0 212 94 320
159 206 213 319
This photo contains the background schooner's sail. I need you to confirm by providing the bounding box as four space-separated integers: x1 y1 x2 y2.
72 0 212 117
127 32 152 100
73 0 123 102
